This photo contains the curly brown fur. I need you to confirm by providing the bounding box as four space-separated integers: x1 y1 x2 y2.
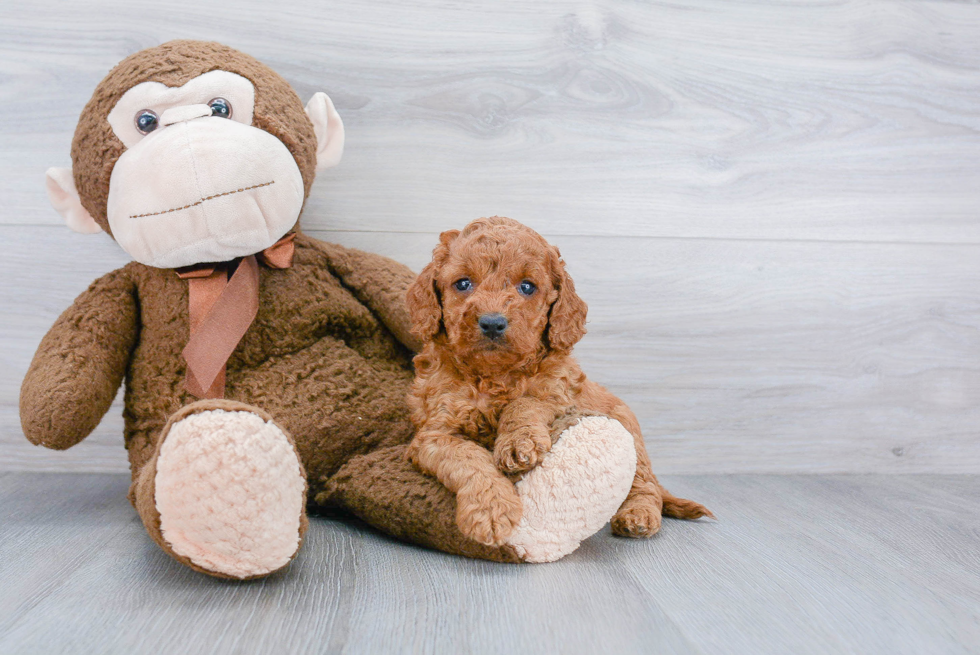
405 217 712 545
22 232 419 489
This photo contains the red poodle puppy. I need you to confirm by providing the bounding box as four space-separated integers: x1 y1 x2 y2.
405 216 711 552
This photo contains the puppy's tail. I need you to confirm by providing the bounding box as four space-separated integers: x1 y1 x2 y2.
660 486 715 520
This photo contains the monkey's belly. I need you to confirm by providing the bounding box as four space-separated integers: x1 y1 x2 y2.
225 336 416 493
124 335 415 496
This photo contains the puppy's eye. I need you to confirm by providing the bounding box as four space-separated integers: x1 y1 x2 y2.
453 278 472 292
134 109 159 134
518 280 537 296
208 97 232 118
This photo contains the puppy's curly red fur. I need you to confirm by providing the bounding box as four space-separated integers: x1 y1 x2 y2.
406 217 712 547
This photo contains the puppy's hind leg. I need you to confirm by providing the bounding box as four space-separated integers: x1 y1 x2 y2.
606 403 714 538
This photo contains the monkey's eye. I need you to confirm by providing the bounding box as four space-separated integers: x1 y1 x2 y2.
134 109 159 135
518 280 537 296
453 278 473 292
208 97 232 118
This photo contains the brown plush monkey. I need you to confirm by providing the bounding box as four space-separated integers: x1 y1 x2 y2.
23 41 643 578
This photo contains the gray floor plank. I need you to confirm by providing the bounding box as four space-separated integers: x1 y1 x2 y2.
628 476 980 655
1 473 977 655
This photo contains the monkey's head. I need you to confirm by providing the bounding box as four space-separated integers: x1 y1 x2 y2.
45 40 344 269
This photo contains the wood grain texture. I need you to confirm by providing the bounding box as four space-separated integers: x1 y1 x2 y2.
3 227 978 473
1 473 977 654
2 0 979 242
1 0 979 473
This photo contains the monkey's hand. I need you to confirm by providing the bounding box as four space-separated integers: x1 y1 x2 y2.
20 266 138 450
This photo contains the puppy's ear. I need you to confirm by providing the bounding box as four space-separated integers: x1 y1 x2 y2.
407 261 442 341
407 230 460 342
547 247 588 352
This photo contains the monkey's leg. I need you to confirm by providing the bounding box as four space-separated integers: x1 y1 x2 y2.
318 445 522 563
503 413 636 562
131 400 308 579
320 412 637 563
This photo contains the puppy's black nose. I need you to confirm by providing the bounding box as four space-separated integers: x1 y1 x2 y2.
478 313 508 339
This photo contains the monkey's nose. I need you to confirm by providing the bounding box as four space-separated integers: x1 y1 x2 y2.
160 104 213 127
478 313 508 339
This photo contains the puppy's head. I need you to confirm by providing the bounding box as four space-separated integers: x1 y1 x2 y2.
407 217 587 369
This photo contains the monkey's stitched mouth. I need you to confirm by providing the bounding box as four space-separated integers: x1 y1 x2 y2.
129 180 276 219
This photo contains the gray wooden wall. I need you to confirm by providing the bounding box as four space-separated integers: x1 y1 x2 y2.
2 0 978 474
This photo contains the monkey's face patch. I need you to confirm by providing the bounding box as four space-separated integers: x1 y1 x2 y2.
104 71 305 268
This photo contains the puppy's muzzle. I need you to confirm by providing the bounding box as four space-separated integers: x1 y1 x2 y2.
478 313 508 340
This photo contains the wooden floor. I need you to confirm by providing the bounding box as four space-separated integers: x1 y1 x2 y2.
1 472 977 655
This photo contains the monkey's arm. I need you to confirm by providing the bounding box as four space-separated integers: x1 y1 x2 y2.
20 267 139 450
312 239 422 352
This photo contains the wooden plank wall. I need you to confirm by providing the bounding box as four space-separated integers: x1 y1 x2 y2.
2 0 978 473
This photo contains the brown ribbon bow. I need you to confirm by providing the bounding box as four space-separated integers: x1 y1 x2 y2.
176 232 296 399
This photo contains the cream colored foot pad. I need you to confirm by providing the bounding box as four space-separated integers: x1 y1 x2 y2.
155 409 305 578
506 416 637 563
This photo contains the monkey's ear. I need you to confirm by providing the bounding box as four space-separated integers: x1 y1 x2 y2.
305 92 345 171
45 167 102 234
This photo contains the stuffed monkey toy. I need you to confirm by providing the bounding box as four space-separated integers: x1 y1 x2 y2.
22 40 644 579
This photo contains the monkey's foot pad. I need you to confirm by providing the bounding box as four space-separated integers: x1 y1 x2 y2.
155 409 306 578
506 415 637 563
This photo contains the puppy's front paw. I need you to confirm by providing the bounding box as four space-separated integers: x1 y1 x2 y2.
494 425 551 474
611 502 662 539
456 478 523 546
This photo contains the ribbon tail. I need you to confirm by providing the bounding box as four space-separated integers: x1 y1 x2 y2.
185 366 226 399
182 255 260 397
